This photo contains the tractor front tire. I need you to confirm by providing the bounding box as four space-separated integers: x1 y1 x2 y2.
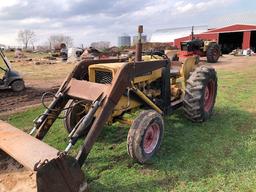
63 100 88 133
183 65 217 122
206 43 221 63
127 110 164 164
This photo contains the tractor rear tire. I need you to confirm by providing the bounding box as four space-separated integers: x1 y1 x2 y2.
127 110 164 164
11 80 25 92
63 100 88 133
206 43 221 63
183 65 217 122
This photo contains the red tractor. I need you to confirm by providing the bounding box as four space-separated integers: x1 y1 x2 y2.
178 27 221 63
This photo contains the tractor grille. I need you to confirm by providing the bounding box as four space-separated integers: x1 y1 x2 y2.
95 70 113 84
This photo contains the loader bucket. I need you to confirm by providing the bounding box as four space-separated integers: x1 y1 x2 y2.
0 120 86 192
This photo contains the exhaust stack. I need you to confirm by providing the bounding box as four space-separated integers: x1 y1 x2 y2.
135 25 143 62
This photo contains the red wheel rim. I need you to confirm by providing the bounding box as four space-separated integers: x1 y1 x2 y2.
204 80 215 112
143 122 160 154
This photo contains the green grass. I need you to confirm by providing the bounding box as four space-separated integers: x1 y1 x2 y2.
7 64 256 192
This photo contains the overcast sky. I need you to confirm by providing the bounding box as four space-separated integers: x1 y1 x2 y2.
0 0 255 47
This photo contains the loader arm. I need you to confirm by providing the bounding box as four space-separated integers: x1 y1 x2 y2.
34 58 127 140
75 59 171 165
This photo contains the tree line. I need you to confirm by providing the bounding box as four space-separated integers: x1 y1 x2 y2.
17 29 73 49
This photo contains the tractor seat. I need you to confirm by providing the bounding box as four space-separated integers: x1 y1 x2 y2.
170 67 180 78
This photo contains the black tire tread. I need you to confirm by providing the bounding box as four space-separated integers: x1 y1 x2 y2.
206 43 221 63
183 65 217 122
127 110 164 164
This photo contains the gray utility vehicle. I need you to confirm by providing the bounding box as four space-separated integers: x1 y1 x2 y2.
0 50 25 92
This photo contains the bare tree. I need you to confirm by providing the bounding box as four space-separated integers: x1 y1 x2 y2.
17 30 36 49
48 35 73 49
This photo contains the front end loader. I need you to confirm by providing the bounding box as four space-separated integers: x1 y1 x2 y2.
0 26 218 192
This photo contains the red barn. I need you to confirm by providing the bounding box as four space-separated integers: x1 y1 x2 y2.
174 24 256 53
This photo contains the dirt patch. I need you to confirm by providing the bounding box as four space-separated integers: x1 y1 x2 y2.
0 150 36 192
210 54 256 71
0 86 59 117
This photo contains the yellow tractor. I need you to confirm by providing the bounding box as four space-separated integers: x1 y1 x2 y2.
0 26 217 192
